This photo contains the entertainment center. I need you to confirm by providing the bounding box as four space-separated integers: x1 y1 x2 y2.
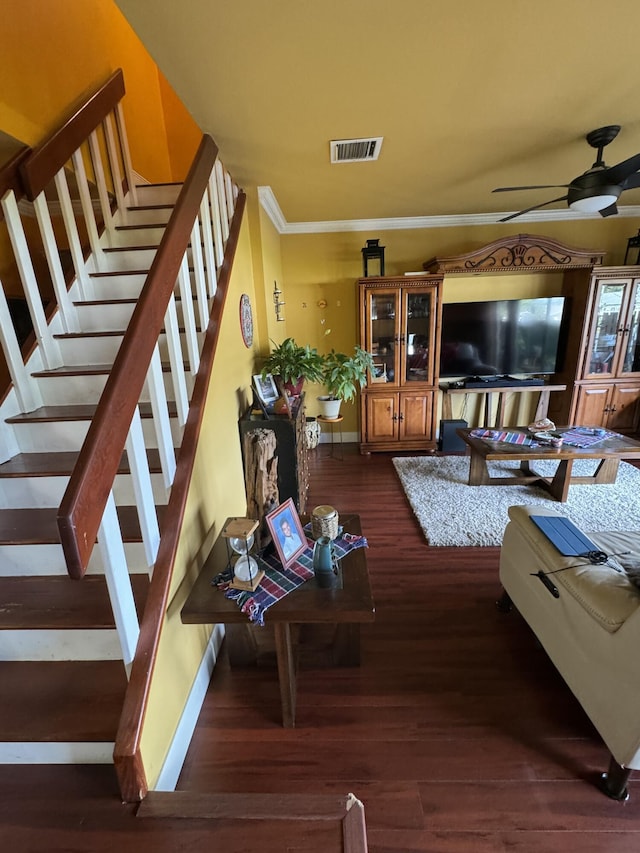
358 233 640 452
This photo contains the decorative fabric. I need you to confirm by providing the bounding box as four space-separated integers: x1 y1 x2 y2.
211 531 368 625
560 427 614 448
470 428 537 445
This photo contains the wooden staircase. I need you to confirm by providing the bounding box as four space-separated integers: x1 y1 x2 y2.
0 183 181 762
0 70 244 794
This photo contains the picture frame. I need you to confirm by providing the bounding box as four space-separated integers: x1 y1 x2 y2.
266 497 307 567
253 373 279 405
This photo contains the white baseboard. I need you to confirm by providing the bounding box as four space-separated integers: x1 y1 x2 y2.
152 624 225 791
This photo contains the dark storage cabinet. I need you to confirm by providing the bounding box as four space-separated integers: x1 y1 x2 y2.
239 396 308 512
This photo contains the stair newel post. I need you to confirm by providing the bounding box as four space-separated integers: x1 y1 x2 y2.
71 148 104 270
53 169 94 301
1 190 63 370
177 256 200 374
146 345 177 490
164 296 189 426
125 408 161 571
97 492 140 671
0 278 43 413
189 218 208 331
208 171 224 270
199 191 217 298
32 193 80 333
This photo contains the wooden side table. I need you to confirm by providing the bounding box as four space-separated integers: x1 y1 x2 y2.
317 415 344 460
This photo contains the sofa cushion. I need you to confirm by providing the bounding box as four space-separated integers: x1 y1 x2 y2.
506 506 640 633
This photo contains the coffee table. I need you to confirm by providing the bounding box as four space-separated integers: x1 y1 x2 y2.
181 513 374 727
456 427 640 502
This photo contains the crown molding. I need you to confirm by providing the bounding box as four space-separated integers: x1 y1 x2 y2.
257 185 640 235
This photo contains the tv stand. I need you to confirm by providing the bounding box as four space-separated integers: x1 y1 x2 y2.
439 382 567 429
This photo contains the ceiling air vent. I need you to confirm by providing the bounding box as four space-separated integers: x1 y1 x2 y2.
330 137 383 164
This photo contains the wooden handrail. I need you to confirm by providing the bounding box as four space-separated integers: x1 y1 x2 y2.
19 69 126 201
57 134 219 579
0 147 31 206
114 191 246 803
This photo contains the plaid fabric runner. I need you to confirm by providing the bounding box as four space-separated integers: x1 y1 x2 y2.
470 428 537 445
560 427 613 448
211 530 368 626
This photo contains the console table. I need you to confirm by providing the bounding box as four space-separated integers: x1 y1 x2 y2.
440 383 567 429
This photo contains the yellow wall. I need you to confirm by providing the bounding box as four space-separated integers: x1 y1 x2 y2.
139 213 257 787
280 216 640 433
0 0 200 182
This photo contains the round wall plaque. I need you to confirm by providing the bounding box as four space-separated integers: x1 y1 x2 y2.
239 293 253 347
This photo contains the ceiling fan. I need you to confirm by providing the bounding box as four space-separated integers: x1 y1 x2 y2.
492 125 640 223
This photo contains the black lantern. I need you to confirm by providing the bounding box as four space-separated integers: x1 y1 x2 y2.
624 230 640 265
361 239 385 277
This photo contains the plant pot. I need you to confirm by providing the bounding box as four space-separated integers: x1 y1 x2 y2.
283 376 304 397
317 396 341 419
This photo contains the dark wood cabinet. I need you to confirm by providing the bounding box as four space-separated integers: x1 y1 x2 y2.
239 396 308 512
358 275 442 452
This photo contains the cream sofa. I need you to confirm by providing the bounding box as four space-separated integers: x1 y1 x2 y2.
499 504 640 799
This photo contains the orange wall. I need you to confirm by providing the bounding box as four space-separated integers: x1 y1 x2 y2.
0 0 201 182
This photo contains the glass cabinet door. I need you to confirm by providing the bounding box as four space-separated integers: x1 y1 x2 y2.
584 282 625 378
619 280 640 376
367 290 400 384
403 289 434 384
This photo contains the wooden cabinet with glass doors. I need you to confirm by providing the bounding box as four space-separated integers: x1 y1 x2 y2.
358 275 442 452
571 268 640 433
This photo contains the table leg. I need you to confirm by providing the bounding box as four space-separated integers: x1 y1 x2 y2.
274 623 297 728
225 623 258 667
546 459 573 502
593 457 620 485
468 452 490 485
332 624 361 666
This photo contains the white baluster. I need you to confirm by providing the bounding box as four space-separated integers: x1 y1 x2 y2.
125 408 160 570
208 174 224 269
199 193 217 298
115 102 138 207
1 190 62 369
71 148 104 268
97 492 140 671
88 129 114 241
215 160 229 242
177 256 200 373
224 170 234 222
190 219 208 330
164 295 189 426
103 113 126 220
0 277 43 412
54 168 94 300
147 345 177 489
32 193 79 333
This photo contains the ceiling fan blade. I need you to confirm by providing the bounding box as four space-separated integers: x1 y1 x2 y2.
499 194 569 223
492 185 569 193
599 202 618 217
603 152 640 184
621 171 640 191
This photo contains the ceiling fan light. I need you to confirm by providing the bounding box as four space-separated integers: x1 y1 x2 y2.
569 193 619 213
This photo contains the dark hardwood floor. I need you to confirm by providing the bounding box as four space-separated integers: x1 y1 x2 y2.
2 444 639 851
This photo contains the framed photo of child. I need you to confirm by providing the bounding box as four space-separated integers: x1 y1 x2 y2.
266 498 307 567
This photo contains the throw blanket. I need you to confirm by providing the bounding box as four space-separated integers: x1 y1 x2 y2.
211 530 368 625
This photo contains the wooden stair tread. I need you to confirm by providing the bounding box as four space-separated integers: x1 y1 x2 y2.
31 362 183 377
5 402 178 423
0 449 162 477
0 505 158 545
0 574 149 629
0 660 127 741
54 330 126 339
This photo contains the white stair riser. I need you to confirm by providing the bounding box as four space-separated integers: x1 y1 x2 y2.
107 226 166 248
56 331 192 365
95 247 157 273
122 206 172 226
88 273 149 300
135 184 182 206
34 371 191 406
0 630 122 661
75 302 135 331
0 541 149 576
11 417 183 453
0 472 168 508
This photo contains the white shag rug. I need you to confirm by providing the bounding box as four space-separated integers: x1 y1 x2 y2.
392 455 640 547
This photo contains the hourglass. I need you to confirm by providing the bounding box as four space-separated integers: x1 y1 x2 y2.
222 517 264 591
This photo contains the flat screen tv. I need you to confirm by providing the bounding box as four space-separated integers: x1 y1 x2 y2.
439 296 567 378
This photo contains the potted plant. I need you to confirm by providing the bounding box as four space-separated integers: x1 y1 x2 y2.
261 337 324 397
318 346 376 419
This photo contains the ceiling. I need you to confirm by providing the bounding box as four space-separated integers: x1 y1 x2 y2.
115 0 640 229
